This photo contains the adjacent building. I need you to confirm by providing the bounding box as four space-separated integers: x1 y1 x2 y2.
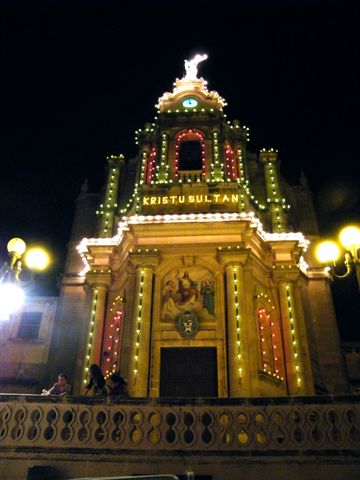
0 296 57 393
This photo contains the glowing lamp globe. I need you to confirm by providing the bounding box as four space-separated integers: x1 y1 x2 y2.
7 237 26 255
316 241 340 264
24 247 51 271
0 283 25 321
339 226 360 250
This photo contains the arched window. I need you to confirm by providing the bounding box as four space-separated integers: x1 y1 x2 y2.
224 143 238 180
179 141 202 171
255 295 285 381
258 308 275 372
175 130 206 182
102 301 125 376
145 147 156 183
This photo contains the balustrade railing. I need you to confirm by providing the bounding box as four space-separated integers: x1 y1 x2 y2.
177 170 203 183
0 395 360 453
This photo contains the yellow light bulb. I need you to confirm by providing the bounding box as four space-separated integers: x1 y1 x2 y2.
24 247 51 271
315 241 340 263
7 237 26 255
339 226 360 250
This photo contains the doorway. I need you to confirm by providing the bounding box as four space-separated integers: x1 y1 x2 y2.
160 347 218 397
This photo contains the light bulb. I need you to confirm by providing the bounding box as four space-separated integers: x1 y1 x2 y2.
7 237 26 255
339 226 360 250
24 247 51 271
316 241 340 263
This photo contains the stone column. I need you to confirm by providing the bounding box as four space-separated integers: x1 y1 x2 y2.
82 271 111 387
276 273 314 395
212 130 223 181
128 253 159 397
88 285 108 365
220 249 250 397
259 149 287 232
139 149 149 185
236 146 246 185
98 155 124 237
156 132 169 183
225 264 242 397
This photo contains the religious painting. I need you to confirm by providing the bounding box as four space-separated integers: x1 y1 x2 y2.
161 268 216 323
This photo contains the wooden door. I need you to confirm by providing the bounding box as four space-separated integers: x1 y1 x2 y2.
160 347 218 397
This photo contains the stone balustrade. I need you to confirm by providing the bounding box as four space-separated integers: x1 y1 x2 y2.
1 394 360 454
177 170 203 182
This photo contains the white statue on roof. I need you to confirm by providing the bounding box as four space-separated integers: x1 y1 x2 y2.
156 53 227 110
183 53 208 81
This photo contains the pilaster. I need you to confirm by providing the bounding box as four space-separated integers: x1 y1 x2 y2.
273 268 314 395
156 132 169 183
128 253 160 397
211 130 223 181
82 271 112 387
260 149 287 232
98 154 124 237
219 249 250 397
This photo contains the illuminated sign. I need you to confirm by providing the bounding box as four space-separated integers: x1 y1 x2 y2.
142 193 241 206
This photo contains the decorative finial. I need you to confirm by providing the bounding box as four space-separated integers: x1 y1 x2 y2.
80 178 89 193
300 171 309 188
183 53 208 81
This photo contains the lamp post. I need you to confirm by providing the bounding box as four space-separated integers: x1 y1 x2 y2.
316 225 360 290
0 237 50 320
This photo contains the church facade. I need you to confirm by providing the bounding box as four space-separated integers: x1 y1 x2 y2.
47 55 347 399
2 55 360 480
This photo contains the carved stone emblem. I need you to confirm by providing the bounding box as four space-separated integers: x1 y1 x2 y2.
176 310 199 338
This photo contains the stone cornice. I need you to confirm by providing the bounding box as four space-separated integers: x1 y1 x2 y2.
217 248 250 267
85 271 112 288
129 251 160 271
271 266 301 284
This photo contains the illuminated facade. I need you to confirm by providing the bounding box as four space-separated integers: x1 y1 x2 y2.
47 56 348 398
2 55 359 480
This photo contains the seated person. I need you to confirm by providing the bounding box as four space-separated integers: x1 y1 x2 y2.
106 373 128 399
42 373 71 396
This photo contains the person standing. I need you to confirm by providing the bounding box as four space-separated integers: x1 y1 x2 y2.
84 364 106 397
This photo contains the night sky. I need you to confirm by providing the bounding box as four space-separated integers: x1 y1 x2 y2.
1 0 359 338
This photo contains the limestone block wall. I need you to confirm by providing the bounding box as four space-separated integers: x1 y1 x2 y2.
304 278 349 393
0 297 58 394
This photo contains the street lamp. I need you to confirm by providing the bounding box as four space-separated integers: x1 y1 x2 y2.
0 237 50 320
316 225 360 290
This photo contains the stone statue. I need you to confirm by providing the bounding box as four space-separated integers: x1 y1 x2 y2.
184 54 208 81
